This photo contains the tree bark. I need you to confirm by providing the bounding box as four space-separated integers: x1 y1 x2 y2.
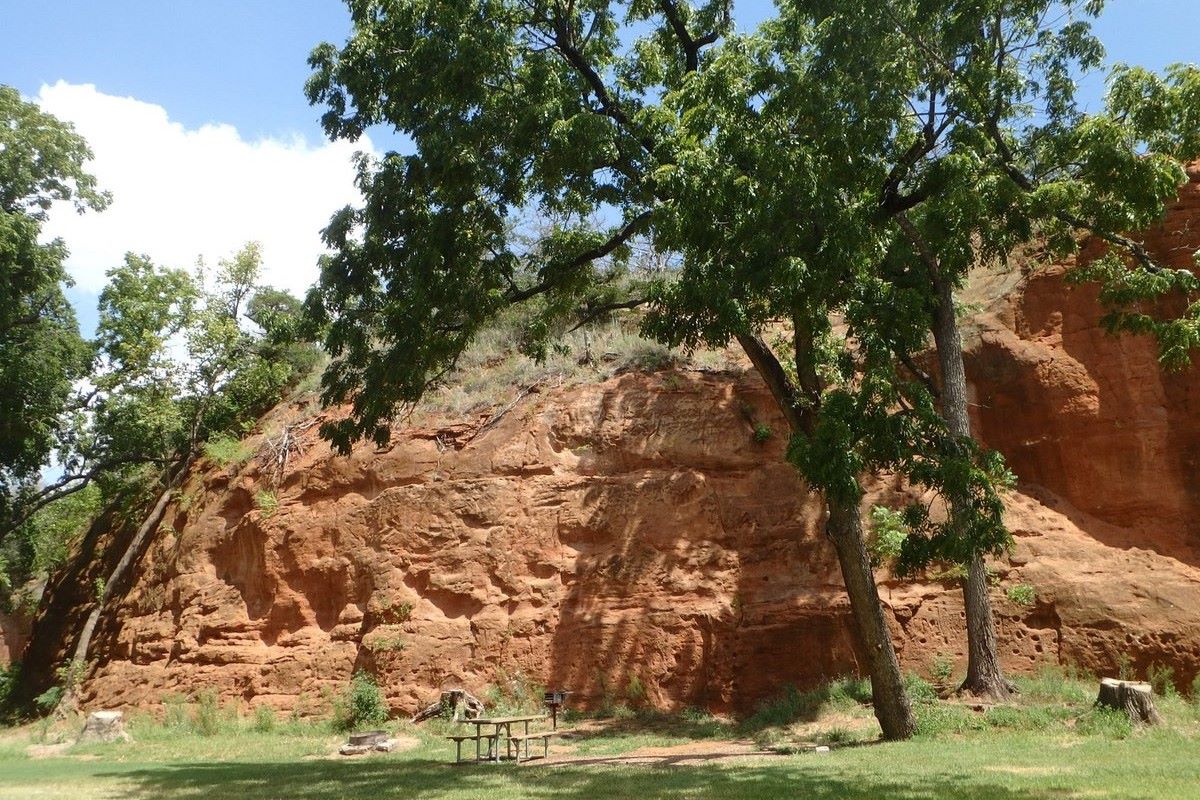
737 331 916 740
57 454 195 712
929 268 1014 700
827 499 917 740
1096 679 1162 725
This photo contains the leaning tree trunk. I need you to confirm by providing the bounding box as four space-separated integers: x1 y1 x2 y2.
736 331 915 740
930 270 1015 700
58 454 195 712
827 498 916 740
1096 679 1162 725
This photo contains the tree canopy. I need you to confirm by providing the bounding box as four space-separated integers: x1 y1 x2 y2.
0 85 109 525
298 0 1198 737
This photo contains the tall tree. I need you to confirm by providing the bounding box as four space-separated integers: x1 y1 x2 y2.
305 0 918 738
0 84 109 532
304 0 1198 736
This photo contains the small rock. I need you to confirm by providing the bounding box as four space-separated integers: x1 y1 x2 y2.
339 744 370 756
372 739 396 753
814 745 831 753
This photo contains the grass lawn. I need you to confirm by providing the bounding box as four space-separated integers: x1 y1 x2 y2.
3 672 1199 799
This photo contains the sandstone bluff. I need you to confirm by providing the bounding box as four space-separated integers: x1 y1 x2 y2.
11 166 1200 717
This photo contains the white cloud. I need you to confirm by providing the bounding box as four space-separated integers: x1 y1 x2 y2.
36 81 372 299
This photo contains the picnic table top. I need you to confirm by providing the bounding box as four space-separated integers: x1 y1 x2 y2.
466 715 547 725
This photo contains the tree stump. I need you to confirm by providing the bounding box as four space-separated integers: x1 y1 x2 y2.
1096 679 1162 725
77 711 132 743
410 689 485 723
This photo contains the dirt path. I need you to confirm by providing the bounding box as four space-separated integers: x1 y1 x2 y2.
539 738 781 768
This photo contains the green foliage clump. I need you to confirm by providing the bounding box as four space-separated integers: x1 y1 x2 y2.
1 483 100 606
485 670 545 716
193 689 223 736
254 490 278 517
867 506 909 568
251 705 277 733
751 422 772 443
1006 583 1036 606
1148 663 1178 698
203 434 254 468
332 671 389 732
931 654 954 685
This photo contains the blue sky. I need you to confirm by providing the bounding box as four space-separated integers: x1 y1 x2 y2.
1 1 1196 336
4 1 1195 143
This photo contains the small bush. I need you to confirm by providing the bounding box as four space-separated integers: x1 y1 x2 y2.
626 675 647 706
0 663 18 710
252 705 277 733
818 726 857 745
1147 663 1178 698
33 686 62 714
332 671 389 732
193 689 222 736
163 693 190 728
867 506 908 567
904 673 939 704
826 676 873 707
1190 673 1200 703
1015 665 1094 705
931 653 954 684
752 422 772 443
486 670 545 715
1006 583 1036 606
254 490 278 517
204 434 254 467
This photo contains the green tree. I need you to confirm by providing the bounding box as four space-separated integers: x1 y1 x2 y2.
304 0 1198 737
0 84 109 532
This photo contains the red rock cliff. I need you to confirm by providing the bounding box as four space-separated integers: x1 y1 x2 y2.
15 167 1200 716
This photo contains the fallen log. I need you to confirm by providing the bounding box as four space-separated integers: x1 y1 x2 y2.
1096 678 1162 725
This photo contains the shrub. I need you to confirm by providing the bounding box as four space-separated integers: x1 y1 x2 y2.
193 688 222 736
332 671 390 731
252 705 276 733
867 506 908 567
1147 663 1178 698
204 434 254 467
163 693 189 728
752 422 772 443
0 663 18 710
254 490 278 517
904 673 939 704
1006 583 1036 606
931 653 954 684
626 675 647 706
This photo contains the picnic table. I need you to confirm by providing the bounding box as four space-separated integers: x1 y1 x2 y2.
461 714 547 763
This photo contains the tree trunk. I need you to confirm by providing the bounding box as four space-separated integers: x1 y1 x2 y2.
827 499 916 740
1096 679 1162 725
929 270 1014 700
736 331 915 740
57 455 194 712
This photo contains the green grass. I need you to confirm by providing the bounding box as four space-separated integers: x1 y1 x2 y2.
3 725 1200 799
4 670 1200 799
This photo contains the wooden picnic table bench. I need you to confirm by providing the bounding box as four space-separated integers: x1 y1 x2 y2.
506 730 557 762
461 715 548 763
445 731 500 763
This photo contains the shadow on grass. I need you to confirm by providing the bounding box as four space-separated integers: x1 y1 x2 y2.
101 757 1056 800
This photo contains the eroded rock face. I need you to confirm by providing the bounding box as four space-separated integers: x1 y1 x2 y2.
20 168 1200 716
